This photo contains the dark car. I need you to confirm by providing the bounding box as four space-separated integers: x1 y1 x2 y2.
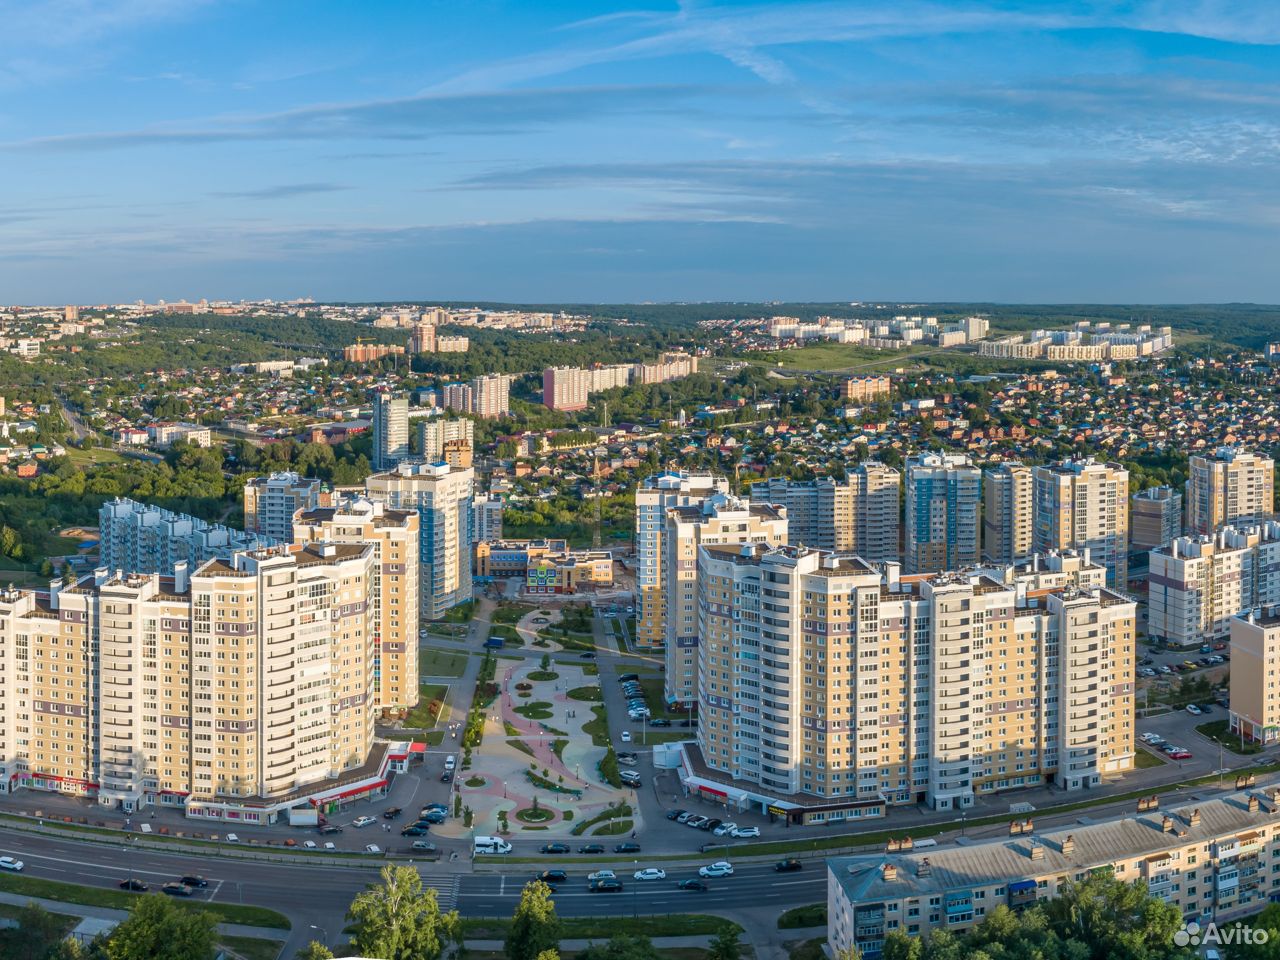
590 879 624 893
677 879 708 891
401 826 430 837
180 876 208 888
382 807 403 819
614 842 641 854
578 844 605 854
617 751 638 761
580 652 597 659
318 825 343 835
420 811 447 824
678 719 697 727
667 809 687 821
421 803 448 813
649 718 672 727
701 818 721 832
161 882 194 897
774 859 803 873
119 879 148 892
537 870 568 883
618 673 639 683
440 771 453 783
540 843 570 854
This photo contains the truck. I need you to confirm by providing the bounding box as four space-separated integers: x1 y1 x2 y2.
474 836 513 855
485 635 504 649
287 807 319 827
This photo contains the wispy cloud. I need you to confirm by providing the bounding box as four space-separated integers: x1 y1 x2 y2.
209 182 351 201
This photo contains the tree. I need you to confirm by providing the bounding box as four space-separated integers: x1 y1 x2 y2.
0 903 71 960
104 895 216 960
1044 873 1186 959
505 880 561 960
576 936 663 960
346 865 461 960
534 952 561 960
295 943 334 960
707 927 743 960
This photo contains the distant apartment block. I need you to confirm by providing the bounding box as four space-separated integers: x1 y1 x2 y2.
99 498 276 576
1230 609 1280 745
840 375 891 404
372 392 409 471
471 495 504 543
749 464 899 560
542 354 696 411
1032 458 1130 588
1130 485 1183 551
1148 521 1280 648
342 343 404 363
419 417 474 463
663 495 788 709
685 547 1134 823
147 422 211 448
978 321 1174 361
635 472 731 650
1187 447 1275 536
904 453 981 574
243 471 323 542
365 462 473 619
983 462 1033 564
443 375 513 419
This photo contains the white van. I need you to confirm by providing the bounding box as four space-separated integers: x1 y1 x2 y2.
474 836 512 855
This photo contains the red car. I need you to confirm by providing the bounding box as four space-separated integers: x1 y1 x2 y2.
1169 750 1192 760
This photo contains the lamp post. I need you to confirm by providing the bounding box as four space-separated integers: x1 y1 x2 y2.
310 925 328 947
632 859 638 918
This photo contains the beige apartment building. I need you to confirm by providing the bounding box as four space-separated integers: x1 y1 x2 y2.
1230 609 1280 745
0 543 388 822
683 547 1134 821
982 463 1033 564
1131 485 1183 551
749 463 900 561
1188 447 1275 536
635 472 730 650
1032 458 1130 588
292 497 420 712
829 786 1280 959
242 471 324 542
662 495 787 709
418 417 474 463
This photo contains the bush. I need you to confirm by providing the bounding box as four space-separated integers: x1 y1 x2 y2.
598 747 621 788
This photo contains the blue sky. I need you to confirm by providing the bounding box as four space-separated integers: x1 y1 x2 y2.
3 0 1280 303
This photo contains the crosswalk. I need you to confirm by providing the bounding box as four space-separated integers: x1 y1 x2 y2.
418 871 461 910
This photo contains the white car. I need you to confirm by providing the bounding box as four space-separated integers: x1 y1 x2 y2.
323 842 336 850
352 816 377 828
1186 704 1202 716
303 840 317 849
713 822 737 836
633 867 667 881
1139 732 1160 743
731 826 760 838
588 870 617 882
0 856 23 872
620 731 632 743
699 861 734 878
225 833 239 843
685 815 708 829
365 844 382 854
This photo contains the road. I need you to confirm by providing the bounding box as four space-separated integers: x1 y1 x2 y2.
55 394 92 443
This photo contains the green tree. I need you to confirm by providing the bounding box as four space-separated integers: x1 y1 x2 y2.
707 927 743 960
505 880 561 960
534 951 561 960
1044 873 1185 959
295 942 335 960
346 865 461 960
0 903 70 960
576 935 663 960
104 895 216 960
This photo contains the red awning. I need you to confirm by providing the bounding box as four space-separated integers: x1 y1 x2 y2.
31 773 98 788
700 786 727 798
409 742 427 754
312 779 387 805
387 752 408 762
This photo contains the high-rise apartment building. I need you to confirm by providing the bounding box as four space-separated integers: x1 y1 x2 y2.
686 547 1135 818
1147 522 1280 647
1187 447 1275 536
840 375 891 404
904 453 981 574
472 374 512 418
634 472 731 650
982 462 1033 563
99 499 276 576
0 544 384 820
543 366 591 412
419 418 474 463
410 320 437 354
243 471 323 542
749 464 899 560
472 495 504 543
1229 609 1280 745
365 462 473 620
442 383 473 414
372 392 409 471
293 496 420 711
662 494 787 709
1130 485 1183 551
1032 458 1130 588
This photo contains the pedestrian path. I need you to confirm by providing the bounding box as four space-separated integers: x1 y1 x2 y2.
0 890 289 941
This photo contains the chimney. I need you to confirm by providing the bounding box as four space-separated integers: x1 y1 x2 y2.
1162 815 1174 833
48 579 62 611
1061 835 1075 856
916 858 932 877
1249 794 1260 813
1029 840 1044 861
1188 808 1201 827
173 561 189 595
882 863 898 882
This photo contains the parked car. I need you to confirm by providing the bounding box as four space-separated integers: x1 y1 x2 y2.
702 818 722 832
732 826 760 838
618 673 639 682
422 803 448 813
537 870 568 884
580 652 597 659
678 719 697 727
667 810 687 821
303 840 317 849
699 861 735 878
774 859 803 873
365 844 382 854
1186 704 1202 716
180 876 208 887
161 882 193 897
677 879 708 891
633 868 667 881
0 857 23 872
649 718 672 727
620 731 632 743
614 842 641 854
713 822 737 836
578 844 605 854
540 843 571 855
382 807 402 819
318 825 343 835
352 816 377 828
1170 750 1193 760
411 840 437 852
401 826 430 837
617 755 639 767
440 771 453 783
590 879 624 893
685 815 709 829
420 811 447 824
119 879 148 892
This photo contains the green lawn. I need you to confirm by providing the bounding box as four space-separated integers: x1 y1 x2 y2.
492 603 537 625
583 705 610 747
418 648 471 678
461 915 741 939
438 600 475 624
778 904 826 929
0 875 290 929
788 937 827 960
0 902 78 935
489 624 523 646
631 730 694 746
1134 749 1167 768
218 935 284 960
401 684 448 729
63 446 126 465
637 677 684 719
743 341 910 372
1197 720 1264 755
567 685 602 701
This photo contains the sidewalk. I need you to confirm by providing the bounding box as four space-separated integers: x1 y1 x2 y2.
0 890 289 941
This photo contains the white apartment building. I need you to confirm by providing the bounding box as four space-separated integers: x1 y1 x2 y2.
419 417 474 462
372 393 409 471
242 471 323 542
99 498 277 577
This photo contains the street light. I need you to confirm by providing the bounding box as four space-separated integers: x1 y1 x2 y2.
632 859 638 918
310 925 328 947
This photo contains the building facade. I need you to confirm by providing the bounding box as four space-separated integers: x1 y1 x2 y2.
419 418 474 463
1032 458 1130 588
904 454 981 574
99 499 277 577
749 464 899 560
372 392 409 471
982 463 1033 564
365 462 473 620
242 471 323 542
542 366 591 412
1131 485 1183 552
634 472 731 650
1230 610 1280 745
1188 448 1275 537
